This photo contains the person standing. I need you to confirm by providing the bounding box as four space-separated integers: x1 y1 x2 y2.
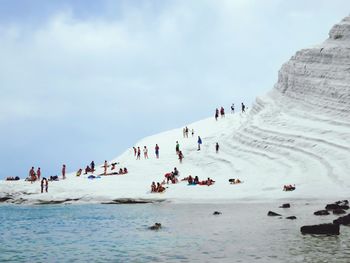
220 107 225 118
133 147 137 156
103 160 108 175
191 129 194 137
155 144 160 159
41 178 48 193
197 136 202 151
215 142 219 153
137 147 141 160
29 167 35 183
91 161 95 172
185 127 189 138
143 146 149 159
241 102 246 113
183 128 186 138
215 108 219 121
62 164 66 180
178 151 184 163
37 167 41 181
231 103 235 113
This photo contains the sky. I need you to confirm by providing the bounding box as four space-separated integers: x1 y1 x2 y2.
0 0 349 179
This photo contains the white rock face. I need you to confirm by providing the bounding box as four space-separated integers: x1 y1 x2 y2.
247 16 350 192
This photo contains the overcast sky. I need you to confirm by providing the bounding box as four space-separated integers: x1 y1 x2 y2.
1 0 349 179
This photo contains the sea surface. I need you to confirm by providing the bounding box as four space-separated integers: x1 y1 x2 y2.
1 201 350 263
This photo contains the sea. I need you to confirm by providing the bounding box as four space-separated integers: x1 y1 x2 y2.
1 201 349 263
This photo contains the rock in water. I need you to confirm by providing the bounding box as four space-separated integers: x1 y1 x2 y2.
314 210 330 216
149 223 162 230
300 223 340 235
333 214 350 225
213 211 222 215
280 203 290 208
333 208 346 215
286 216 297 220
325 204 341 210
268 211 281 216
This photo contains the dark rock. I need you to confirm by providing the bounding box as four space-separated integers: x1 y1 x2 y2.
325 204 341 210
268 211 281 216
102 198 165 204
335 200 349 205
286 216 297 220
149 223 162 230
213 211 222 215
314 210 330 216
333 208 346 215
0 196 12 202
333 214 350 225
300 223 340 235
280 203 290 208
339 205 349 210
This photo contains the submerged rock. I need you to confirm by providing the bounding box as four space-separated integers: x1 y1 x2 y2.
300 223 340 235
268 211 281 216
314 210 330 216
149 223 162 230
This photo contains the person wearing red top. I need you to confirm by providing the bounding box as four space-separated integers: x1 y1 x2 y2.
62 164 66 180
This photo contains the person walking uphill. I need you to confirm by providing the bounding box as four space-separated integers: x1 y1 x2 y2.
91 161 95 172
103 160 108 175
215 108 219 121
143 146 149 159
137 147 141 160
197 136 202 151
176 141 180 154
62 164 66 180
241 102 246 113
215 142 219 153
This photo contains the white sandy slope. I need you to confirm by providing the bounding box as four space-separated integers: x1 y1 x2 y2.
1 16 350 204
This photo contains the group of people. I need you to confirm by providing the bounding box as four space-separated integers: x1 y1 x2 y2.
185 175 215 186
283 184 296 191
215 103 246 120
26 167 41 183
182 126 194 138
134 144 160 160
229 178 242 184
150 181 166 193
164 168 179 184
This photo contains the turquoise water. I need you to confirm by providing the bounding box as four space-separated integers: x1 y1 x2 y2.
1 202 350 262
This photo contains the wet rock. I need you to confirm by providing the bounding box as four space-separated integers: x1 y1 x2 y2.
333 208 346 215
339 205 349 210
0 196 13 202
268 211 281 216
333 214 350 225
325 204 341 210
149 223 162 230
335 200 349 205
314 210 330 216
286 216 297 220
213 211 222 215
280 203 290 208
102 198 165 204
300 223 340 235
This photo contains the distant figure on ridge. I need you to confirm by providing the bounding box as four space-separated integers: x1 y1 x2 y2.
183 128 186 138
191 129 194 137
215 108 219 121
29 167 36 183
133 147 137 156
103 160 108 175
62 164 66 180
137 147 141 160
241 102 246 113
143 146 149 159
220 107 225 118
91 161 95 172
216 142 219 153
185 126 189 138
76 168 82 177
197 136 202 151
231 103 234 113
155 144 160 159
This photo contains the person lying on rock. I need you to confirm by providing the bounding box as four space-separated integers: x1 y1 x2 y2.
283 184 296 191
